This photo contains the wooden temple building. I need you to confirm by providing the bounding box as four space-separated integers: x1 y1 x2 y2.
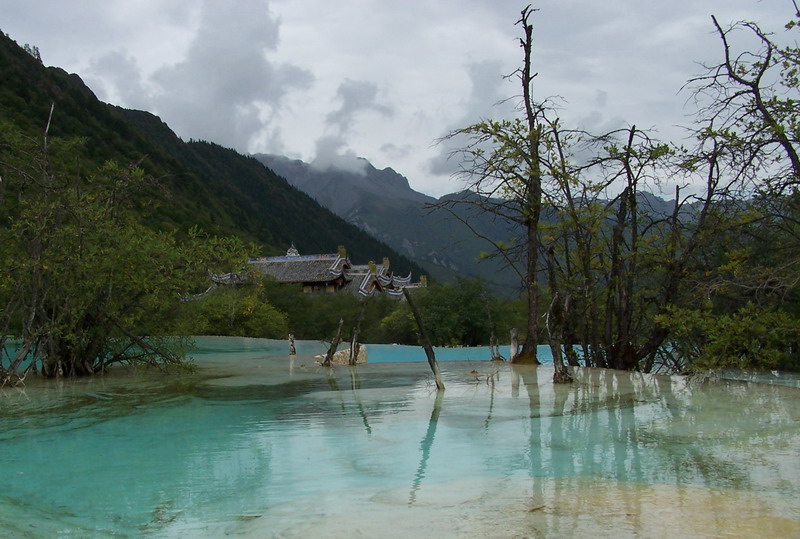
248 245 426 296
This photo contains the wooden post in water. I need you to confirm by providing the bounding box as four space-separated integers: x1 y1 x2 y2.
402 288 444 391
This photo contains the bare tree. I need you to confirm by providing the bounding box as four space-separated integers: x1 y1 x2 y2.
688 13 800 193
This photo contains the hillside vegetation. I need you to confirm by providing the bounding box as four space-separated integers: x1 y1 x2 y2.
0 31 440 382
2 6 800 381
0 31 423 273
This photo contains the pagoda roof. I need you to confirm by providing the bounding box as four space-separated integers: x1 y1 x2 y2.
340 267 378 296
247 249 426 294
250 253 349 283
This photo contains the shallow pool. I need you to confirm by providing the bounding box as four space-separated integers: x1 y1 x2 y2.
0 337 798 537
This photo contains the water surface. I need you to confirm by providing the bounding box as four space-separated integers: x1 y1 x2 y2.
0 337 798 537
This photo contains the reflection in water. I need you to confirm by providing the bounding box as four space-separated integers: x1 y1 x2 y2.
0 337 797 536
512 365 545 516
409 390 444 504
482 364 502 432
501 365 800 536
350 366 372 436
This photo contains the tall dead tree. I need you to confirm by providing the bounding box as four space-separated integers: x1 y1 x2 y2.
437 6 561 364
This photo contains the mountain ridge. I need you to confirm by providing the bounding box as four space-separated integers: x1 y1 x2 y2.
0 31 424 276
253 153 524 293
252 153 684 296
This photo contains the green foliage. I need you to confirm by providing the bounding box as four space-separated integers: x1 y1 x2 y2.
659 305 800 372
412 279 491 346
174 283 288 338
691 13 800 193
0 31 424 278
435 7 800 376
239 276 526 348
377 306 416 344
4 12 800 380
378 279 526 347
0 126 248 380
261 279 405 342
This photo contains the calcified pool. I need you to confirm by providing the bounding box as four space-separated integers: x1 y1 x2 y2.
1 337 798 537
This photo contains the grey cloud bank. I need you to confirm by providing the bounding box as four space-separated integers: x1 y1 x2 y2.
0 0 791 197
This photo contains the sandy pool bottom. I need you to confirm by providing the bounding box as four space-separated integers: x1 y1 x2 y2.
154 476 799 538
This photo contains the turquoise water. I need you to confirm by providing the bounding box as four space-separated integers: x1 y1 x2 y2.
366 343 554 364
0 337 798 537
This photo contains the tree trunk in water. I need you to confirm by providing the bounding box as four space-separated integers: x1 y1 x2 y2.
349 333 360 366
350 300 367 366
323 318 344 367
513 7 543 366
481 291 504 361
510 328 519 360
548 296 573 384
562 296 581 367
545 247 572 384
403 288 444 390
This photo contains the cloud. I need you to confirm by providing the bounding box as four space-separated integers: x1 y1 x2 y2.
381 142 413 160
427 59 514 177
574 89 627 135
594 90 608 109
310 134 368 175
98 0 314 151
325 78 393 132
309 78 392 174
4 0 791 200
463 60 512 115
86 50 150 109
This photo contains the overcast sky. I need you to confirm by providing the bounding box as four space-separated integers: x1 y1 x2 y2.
0 1 792 197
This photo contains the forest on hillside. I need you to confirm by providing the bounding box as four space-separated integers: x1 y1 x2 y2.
0 28 424 383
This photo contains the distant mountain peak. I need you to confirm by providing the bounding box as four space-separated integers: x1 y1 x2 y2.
252 152 527 294
253 153 433 215
0 32 424 277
